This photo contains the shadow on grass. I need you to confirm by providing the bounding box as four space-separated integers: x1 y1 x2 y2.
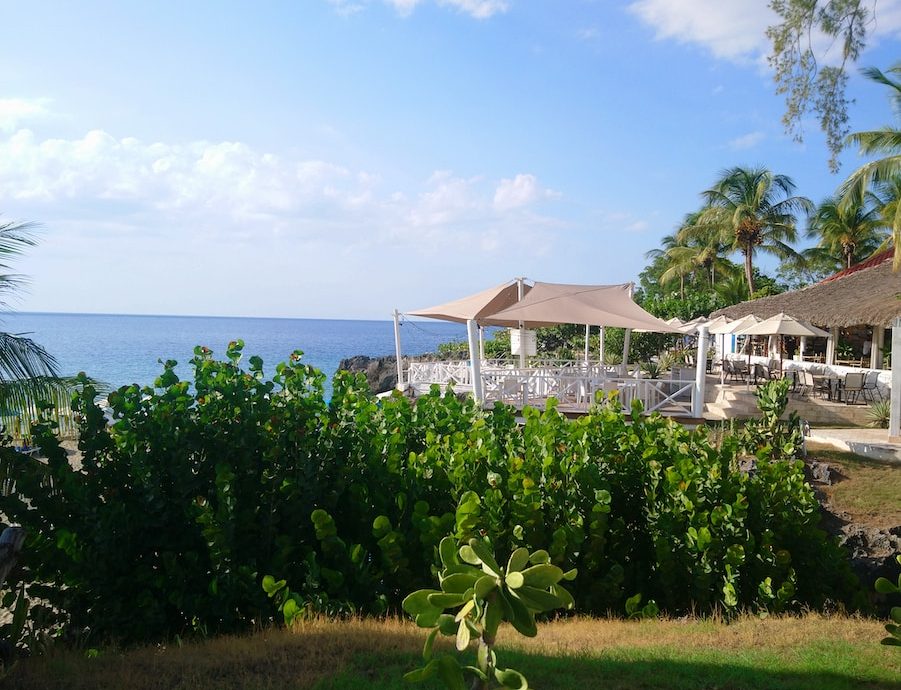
317 649 901 690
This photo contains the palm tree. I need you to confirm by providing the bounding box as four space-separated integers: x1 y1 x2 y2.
806 195 886 269
672 210 737 288
701 167 811 297
0 220 67 421
840 62 901 267
644 233 690 299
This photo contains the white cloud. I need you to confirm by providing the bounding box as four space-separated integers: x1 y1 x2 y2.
0 124 559 260
493 173 557 211
727 130 765 150
0 98 52 133
577 27 600 42
628 0 901 64
627 0 772 61
328 0 509 19
437 0 509 19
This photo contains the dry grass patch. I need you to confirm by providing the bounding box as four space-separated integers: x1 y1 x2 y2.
806 442 901 528
6 614 900 690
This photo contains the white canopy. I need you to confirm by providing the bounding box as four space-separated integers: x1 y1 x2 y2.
407 280 530 328
488 282 681 332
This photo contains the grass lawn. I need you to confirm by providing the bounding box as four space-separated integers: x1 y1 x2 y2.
805 441 901 529
6 615 899 690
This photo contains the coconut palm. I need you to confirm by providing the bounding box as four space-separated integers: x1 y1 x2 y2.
701 167 811 297
672 210 738 288
805 195 887 269
644 233 690 299
0 220 69 424
840 63 901 267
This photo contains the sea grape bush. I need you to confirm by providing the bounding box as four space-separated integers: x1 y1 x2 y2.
402 518 576 690
0 343 861 643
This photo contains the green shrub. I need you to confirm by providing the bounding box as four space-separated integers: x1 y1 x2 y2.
0 343 863 645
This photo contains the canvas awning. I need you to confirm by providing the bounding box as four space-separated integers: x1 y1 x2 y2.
407 280 530 328
488 282 681 332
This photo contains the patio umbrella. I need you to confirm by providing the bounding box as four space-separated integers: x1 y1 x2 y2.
733 312 830 373
707 315 761 383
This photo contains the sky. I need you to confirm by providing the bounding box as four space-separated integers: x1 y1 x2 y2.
1 0 900 319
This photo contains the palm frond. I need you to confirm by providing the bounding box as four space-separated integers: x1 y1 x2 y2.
0 332 59 383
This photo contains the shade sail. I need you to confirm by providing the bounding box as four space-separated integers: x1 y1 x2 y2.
407 281 531 327
488 282 681 332
733 312 830 338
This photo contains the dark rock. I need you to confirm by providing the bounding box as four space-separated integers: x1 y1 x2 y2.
808 460 834 485
338 355 403 394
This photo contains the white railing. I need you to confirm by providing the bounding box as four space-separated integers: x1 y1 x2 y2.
407 360 471 386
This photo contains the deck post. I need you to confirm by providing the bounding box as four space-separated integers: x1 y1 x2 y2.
799 336 806 361
467 319 483 404
393 309 404 390
890 318 901 441
693 325 709 419
516 277 526 369
584 324 590 364
599 327 605 363
621 329 631 375
479 325 485 360
871 326 884 369
826 327 838 365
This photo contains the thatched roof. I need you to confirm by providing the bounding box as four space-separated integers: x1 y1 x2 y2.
711 250 901 327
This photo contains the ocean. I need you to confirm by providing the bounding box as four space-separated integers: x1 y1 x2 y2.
0 312 471 395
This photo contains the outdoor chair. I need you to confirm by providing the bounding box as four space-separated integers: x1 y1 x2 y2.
813 375 832 400
842 372 865 405
793 370 814 398
862 370 883 402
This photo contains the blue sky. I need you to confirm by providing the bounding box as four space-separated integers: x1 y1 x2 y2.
1 0 900 319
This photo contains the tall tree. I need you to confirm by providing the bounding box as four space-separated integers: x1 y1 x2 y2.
767 0 873 172
701 167 811 297
840 63 901 266
806 194 886 269
0 220 68 415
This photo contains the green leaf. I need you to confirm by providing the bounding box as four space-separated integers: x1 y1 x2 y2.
468 538 501 576
403 589 441 615
261 574 285 595
437 614 458 636
875 577 898 594
439 536 459 567
438 654 467 690
485 599 503 638
512 585 564 612
428 592 466 608
441 572 479 594
503 589 537 637
495 667 529 689
507 547 530 573
551 584 574 610
562 568 577 581
474 575 498 599
455 618 471 651
506 570 524 589
520 564 563 588
404 659 438 682
529 549 550 565
415 608 444 628
423 627 439 661
459 545 481 566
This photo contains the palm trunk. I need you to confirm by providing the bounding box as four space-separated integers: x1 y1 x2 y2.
680 275 684 300
846 251 853 269
743 250 755 298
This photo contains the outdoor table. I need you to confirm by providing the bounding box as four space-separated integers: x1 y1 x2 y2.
814 376 843 401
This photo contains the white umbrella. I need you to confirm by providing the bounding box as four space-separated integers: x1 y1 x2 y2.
734 313 830 374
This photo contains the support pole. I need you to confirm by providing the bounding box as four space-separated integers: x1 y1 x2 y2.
599 327 605 364
826 327 838 365
622 328 632 376
871 326 883 369
467 319 483 404
799 336 807 361
516 277 526 369
584 324 590 364
479 325 485 360
890 319 901 442
393 309 404 390
693 324 709 419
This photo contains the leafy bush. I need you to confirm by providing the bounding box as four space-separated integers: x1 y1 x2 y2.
867 400 891 429
0 343 862 644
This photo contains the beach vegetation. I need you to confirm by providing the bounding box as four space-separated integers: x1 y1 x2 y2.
0 346 864 648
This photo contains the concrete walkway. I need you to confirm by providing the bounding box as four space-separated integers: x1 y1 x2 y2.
806 427 901 464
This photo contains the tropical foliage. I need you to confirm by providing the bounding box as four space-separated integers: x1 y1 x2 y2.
0 346 862 646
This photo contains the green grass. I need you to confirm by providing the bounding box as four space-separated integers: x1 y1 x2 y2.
6 615 900 690
806 442 901 528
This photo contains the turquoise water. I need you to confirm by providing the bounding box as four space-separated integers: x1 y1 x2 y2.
1 312 470 394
